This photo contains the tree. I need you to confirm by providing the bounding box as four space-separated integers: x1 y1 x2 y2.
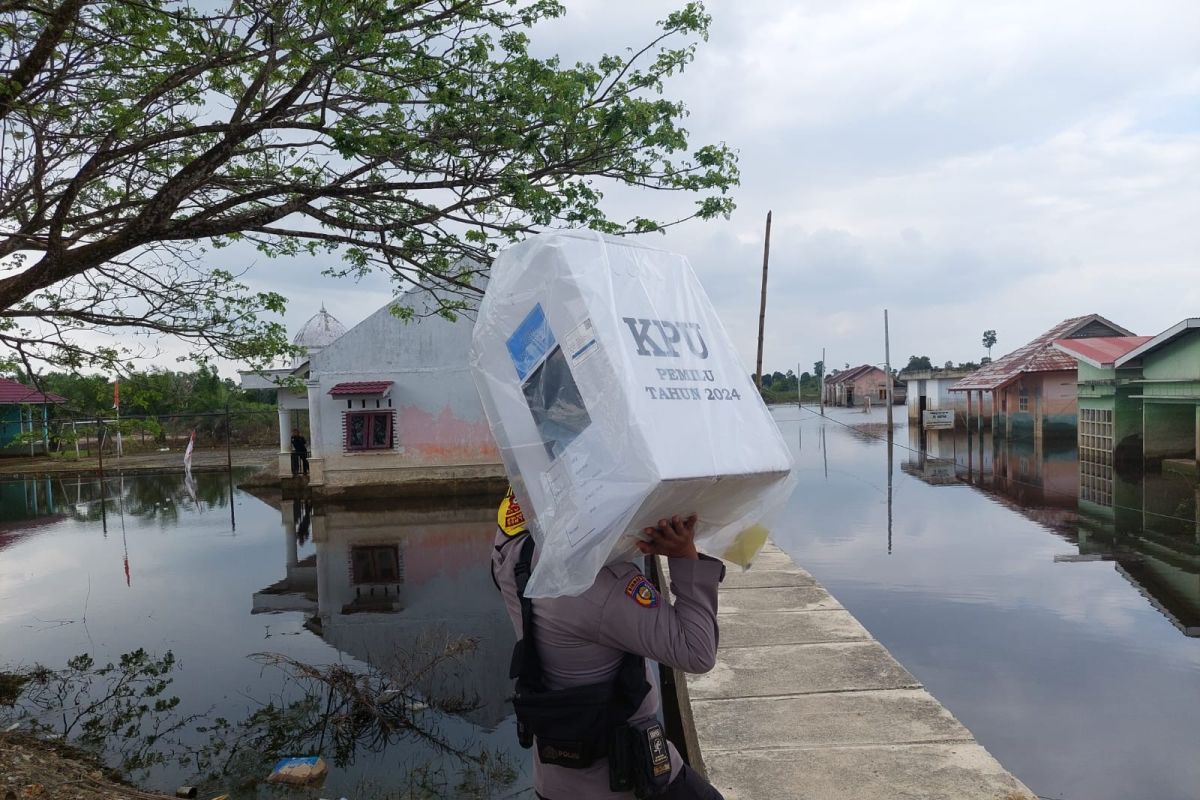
904 355 933 371
813 360 824 380
982 329 998 358
0 0 737 374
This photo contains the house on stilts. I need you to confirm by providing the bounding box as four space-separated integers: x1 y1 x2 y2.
949 315 1133 441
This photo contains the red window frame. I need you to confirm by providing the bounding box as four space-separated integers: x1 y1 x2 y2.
345 410 393 451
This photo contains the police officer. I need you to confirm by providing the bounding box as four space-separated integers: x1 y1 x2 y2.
492 489 726 799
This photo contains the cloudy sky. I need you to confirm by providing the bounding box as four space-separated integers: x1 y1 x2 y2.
150 0 1200 377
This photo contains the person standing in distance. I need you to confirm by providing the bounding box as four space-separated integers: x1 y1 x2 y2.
290 427 309 477
492 489 726 799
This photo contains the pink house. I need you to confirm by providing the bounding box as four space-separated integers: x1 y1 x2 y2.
950 315 1132 440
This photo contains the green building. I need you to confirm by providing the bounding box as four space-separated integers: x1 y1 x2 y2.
1055 319 1200 511
1052 335 1152 512
1054 323 1200 637
1116 319 1200 476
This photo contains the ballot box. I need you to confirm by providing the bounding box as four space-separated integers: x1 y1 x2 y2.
470 231 793 597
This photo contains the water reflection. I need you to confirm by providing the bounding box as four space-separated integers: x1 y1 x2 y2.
254 497 515 729
774 407 1200 800
906 424 1200 636
0 472 235 526
0 474 526 797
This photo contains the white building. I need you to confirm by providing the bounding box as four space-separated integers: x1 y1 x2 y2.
900 368 993 427
242 290 504 493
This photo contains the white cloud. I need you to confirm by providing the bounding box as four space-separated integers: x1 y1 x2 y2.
23 0 1199 379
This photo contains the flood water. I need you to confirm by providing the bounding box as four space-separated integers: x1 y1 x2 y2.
3 410 1199 800
0 473 529 798
772 406 1200 800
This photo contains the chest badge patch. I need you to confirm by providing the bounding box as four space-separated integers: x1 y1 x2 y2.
624 575 660 608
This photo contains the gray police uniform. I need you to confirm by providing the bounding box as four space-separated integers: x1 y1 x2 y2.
492 529 724 800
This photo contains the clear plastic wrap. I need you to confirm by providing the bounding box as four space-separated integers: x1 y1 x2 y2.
469 231 794 597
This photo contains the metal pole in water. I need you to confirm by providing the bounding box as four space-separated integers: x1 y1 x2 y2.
97 418 108 537
821 425 828 479
887 434 894 555
820 347 826 417
96 417 105 482
226 401 236 532
884 309 894 430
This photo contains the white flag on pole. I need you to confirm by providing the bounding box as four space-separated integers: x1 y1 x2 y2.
183 430 195 472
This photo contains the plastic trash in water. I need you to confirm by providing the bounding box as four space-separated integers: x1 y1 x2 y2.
266 755 328 785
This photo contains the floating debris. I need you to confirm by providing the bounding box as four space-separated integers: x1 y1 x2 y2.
266 756 328 785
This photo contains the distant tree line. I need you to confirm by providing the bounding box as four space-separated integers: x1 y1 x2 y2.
754 368 823 404
7 366 273 418
902 355 992 373
899 330 999 374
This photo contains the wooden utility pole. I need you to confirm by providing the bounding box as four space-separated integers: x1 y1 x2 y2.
754 210 772 389
820 346 826 416
884 309 894 429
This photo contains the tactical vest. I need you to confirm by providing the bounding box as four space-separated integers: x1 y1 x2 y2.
508 534 651 770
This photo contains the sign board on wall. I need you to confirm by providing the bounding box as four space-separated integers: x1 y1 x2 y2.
923 409 955 430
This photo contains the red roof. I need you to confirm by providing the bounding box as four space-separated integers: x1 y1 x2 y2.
328 380 393 396
1052 336 1153 369
950 315 1133 392
0 377 65 405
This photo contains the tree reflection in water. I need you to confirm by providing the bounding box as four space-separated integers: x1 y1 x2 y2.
3 641 517 797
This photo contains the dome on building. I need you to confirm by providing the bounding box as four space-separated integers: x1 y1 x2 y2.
292 304 346 367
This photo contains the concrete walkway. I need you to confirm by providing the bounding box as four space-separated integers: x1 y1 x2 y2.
672 543 1034 800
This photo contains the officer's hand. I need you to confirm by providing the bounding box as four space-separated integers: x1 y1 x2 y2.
637 514 699 560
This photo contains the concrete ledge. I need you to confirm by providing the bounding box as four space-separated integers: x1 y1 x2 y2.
692 689 972 752
705 744 1030 800
676 541 1034 799
717 585 841 614
688 640 919 700
1163 457 1198 477
720 568 816 588
716 609 872 648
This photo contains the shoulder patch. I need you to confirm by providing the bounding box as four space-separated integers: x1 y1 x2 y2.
498 487 527 536
624 575 660 608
